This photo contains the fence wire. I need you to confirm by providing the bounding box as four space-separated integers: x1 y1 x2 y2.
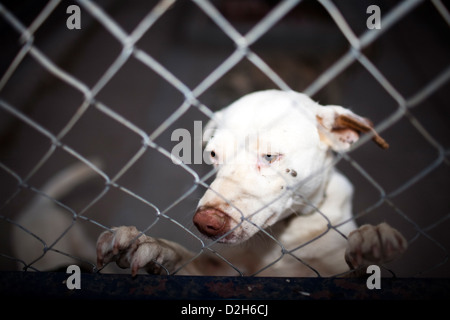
0 0 449 278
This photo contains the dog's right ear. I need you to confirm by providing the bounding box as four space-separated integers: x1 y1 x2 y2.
316 105 389 151
203 111 224 147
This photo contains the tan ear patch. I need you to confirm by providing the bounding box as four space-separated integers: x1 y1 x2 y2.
335 115 389 150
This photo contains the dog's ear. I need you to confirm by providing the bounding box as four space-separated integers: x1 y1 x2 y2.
316 105 388 151
203 110 224 147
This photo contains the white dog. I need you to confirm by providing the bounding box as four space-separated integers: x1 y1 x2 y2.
96 90 407 277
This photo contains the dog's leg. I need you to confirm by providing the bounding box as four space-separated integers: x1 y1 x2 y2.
345 223 407 274
96 226 197 276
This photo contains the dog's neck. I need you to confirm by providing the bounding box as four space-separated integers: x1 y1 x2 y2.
290 166 333 217
262 167 338 245
225 168 355 275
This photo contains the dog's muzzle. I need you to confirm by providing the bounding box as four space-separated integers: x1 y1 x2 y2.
193 207 230 239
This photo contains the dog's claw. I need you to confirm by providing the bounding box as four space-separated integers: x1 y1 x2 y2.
96 226 148 273
345 223 407 270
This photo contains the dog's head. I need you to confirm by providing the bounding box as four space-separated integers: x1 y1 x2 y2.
194 90 387 244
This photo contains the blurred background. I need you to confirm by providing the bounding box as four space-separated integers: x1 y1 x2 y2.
0 0 449 277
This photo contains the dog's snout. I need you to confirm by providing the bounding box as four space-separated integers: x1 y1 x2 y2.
193 207 230 238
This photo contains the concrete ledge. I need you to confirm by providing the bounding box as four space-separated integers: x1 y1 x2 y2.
1 271 449 300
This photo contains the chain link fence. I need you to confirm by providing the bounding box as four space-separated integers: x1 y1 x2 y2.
0 0 449 281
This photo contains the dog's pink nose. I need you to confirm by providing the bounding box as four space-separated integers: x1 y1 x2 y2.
193 207 229 238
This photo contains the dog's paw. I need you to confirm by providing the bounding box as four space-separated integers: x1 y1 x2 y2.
96 226 167 276
345 223 407 270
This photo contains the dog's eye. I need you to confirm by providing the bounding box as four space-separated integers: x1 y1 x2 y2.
262 154 279 164
209 150 219 165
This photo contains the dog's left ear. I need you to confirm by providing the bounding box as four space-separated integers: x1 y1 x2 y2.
316 105 388 151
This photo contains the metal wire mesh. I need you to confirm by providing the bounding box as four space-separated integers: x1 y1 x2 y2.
0 0 449 277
